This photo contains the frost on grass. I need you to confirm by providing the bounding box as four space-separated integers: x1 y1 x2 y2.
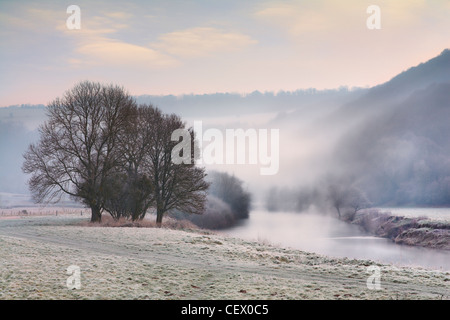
0 217 448 300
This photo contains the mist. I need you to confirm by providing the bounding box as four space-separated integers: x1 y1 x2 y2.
257 50 450 212
0 119 38 195
1 50 449 215
222 209 450 270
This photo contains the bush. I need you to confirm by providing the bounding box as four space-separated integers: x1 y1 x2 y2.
206 171 251 220
171 171 252 229
184 195 236 229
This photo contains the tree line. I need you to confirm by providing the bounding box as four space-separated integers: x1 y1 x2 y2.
265 176 371 220
22 81 209 224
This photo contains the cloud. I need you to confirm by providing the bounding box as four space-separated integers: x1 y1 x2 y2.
58 9 177 68
75 38 177 68
254 0 441 37
0 6 62 38
59 11 257 65
103 11 133 20
57 10 129 37
151 27 257 58
254 1 360 36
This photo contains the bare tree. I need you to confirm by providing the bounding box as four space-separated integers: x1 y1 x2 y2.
327 183 347 219
103 106 154 221
22 81 135 222
102 171 153 221
347 187 371 219
327 183 372 220
139 105 209 225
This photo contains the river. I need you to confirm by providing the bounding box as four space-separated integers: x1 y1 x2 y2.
221 209 450 271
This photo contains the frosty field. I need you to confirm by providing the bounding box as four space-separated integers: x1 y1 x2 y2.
0 215 449 300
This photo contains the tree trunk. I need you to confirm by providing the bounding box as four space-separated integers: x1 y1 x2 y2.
90 205 102 223
156 207 164 227
336 206 341 219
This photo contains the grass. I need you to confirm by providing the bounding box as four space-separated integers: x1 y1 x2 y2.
0 214 449 300
77 215 200 231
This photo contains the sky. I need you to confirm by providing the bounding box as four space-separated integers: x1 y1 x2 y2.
0 0 449 107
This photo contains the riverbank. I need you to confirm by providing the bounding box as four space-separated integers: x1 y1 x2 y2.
0 215 448 299
348 210 450 250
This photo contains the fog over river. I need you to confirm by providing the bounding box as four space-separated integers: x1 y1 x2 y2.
221 208 450 271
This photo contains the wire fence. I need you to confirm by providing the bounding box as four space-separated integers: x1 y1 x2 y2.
0 208 88 217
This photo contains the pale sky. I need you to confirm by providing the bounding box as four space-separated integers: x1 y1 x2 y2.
0 0 449 107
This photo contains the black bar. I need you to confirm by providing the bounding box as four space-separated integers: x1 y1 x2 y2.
0 300 446 318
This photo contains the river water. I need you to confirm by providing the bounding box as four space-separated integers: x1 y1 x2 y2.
221 209 450 271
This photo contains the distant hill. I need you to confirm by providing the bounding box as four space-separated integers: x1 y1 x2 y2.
368 49 450 100
336 49 450 119
135 87 366 118
326 49 450 206
265 48 450 210
0 104 46 130
334 83 450 206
